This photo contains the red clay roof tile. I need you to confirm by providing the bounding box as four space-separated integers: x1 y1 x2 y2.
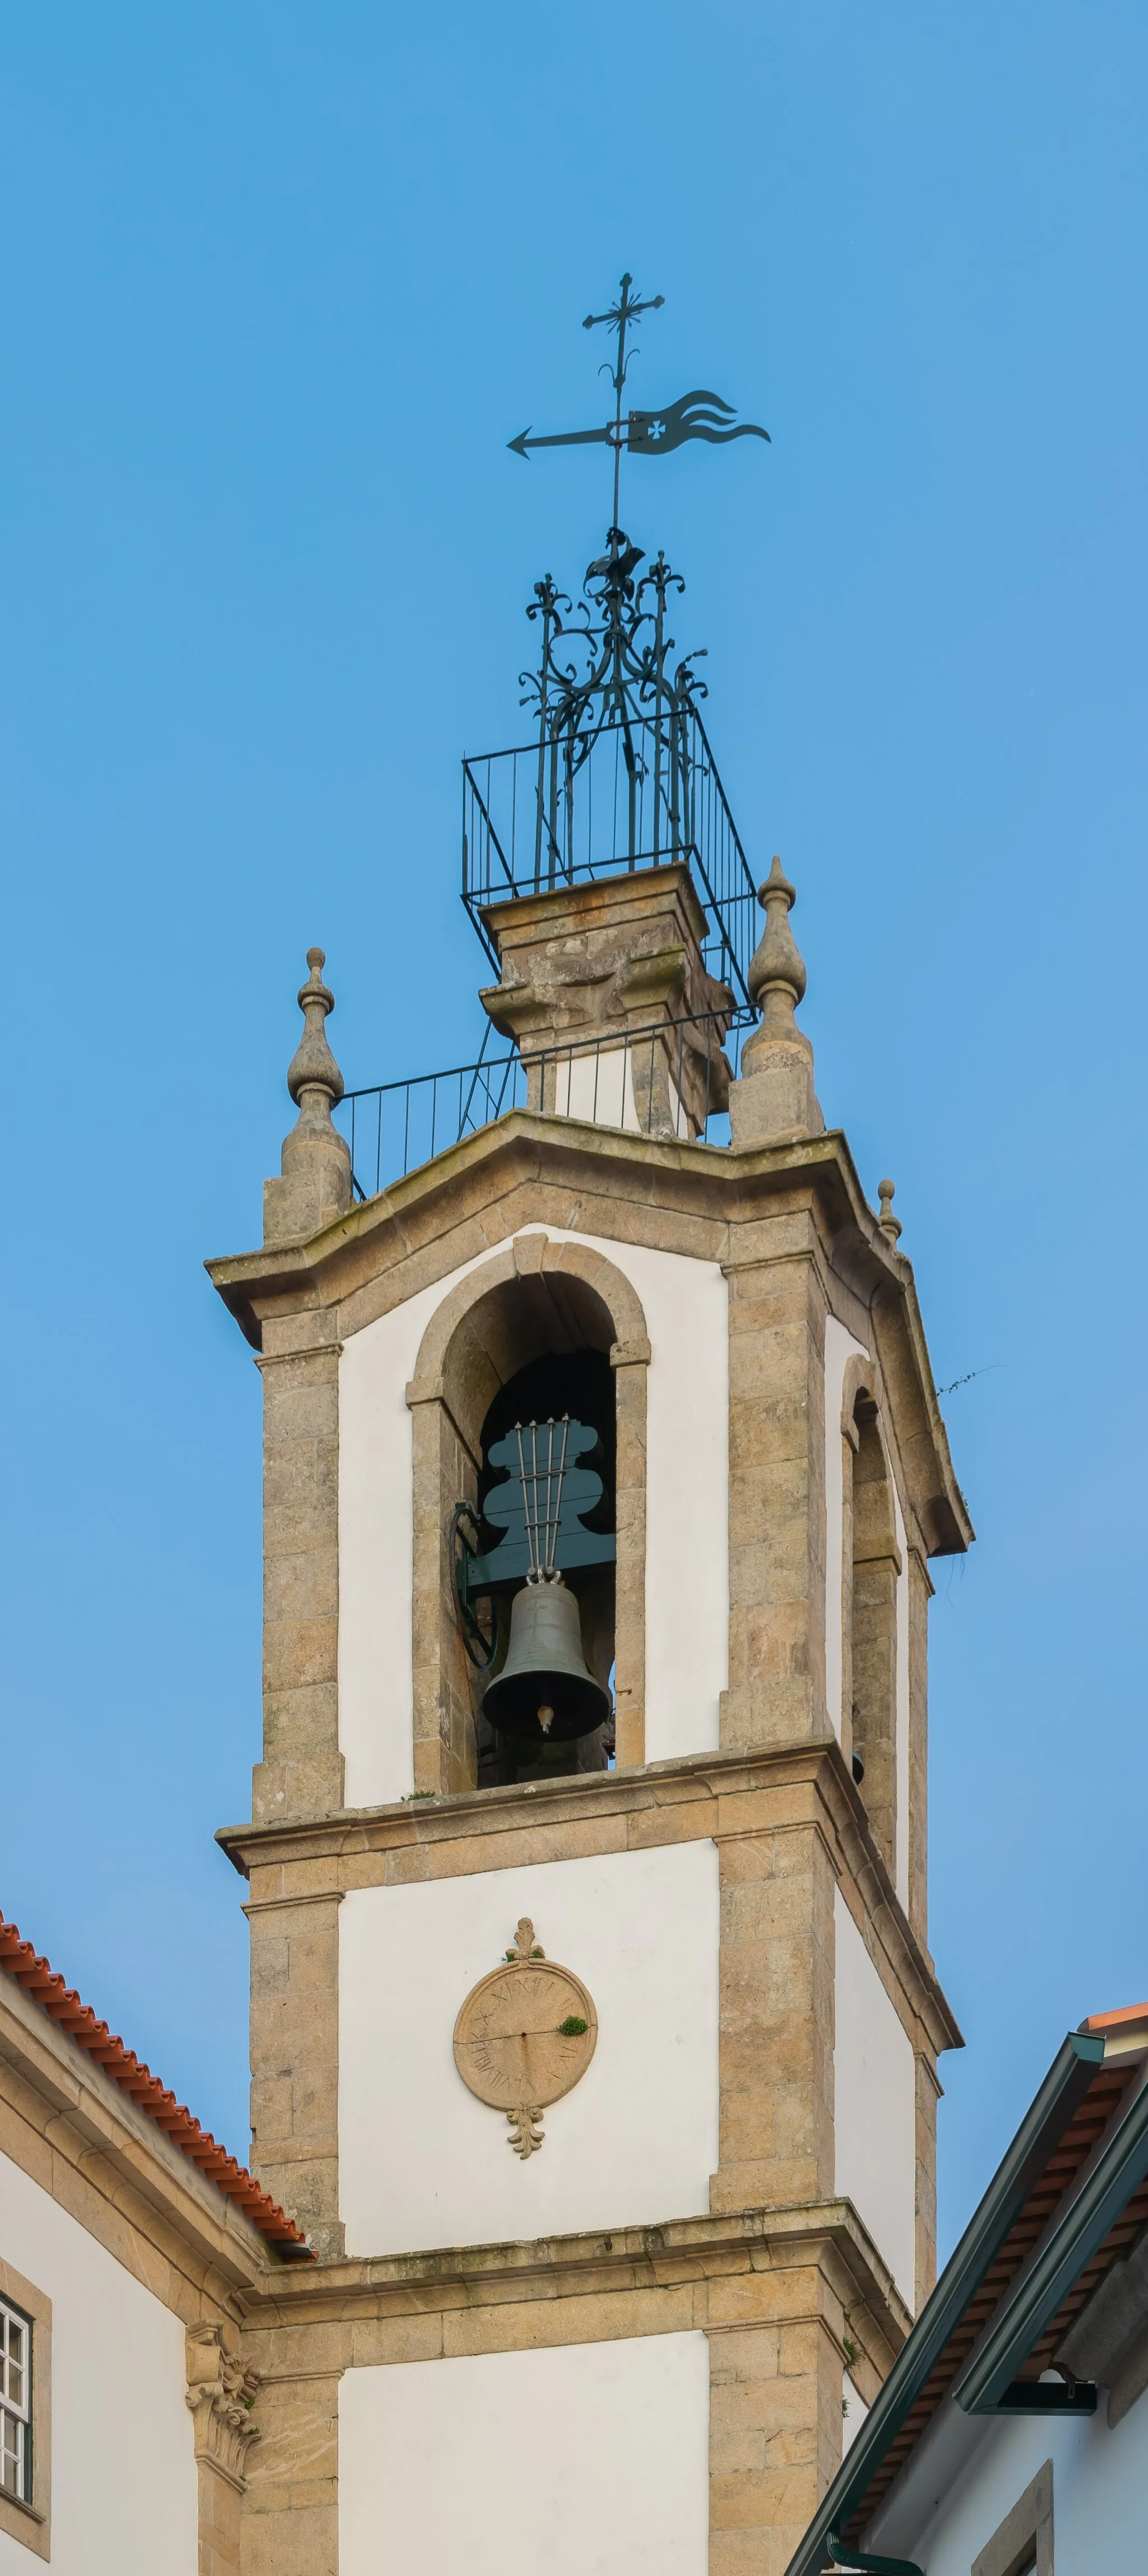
0 1910 311 2258
1081 2000 1148 2032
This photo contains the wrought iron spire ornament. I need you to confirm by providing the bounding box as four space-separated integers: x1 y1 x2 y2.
507 271 769 527
462 522 758 1009
463 276 767 1011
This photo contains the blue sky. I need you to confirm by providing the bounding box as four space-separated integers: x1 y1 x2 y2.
3 3 1145 2256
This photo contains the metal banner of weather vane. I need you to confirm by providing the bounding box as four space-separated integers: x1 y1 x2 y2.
507 272 769 525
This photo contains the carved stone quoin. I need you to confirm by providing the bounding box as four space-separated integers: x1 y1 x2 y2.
186 2324 262 2492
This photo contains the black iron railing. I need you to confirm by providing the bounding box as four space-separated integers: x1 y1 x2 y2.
336 1011 746 1202
462 702 757 1009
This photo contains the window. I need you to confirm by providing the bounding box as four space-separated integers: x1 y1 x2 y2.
971 2462 1052 2576
1 2297 31 2502
0 2260 50 2558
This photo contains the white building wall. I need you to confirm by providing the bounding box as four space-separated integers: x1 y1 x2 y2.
339 1239 497 1808
338 1225 728 1806
554 1047 640 1131
843 2369 870 2458
589 1232 726 1763
0 2147 197 2576
870 2390 1148 2576
339 1841 720 2257
553 1048 689 1138
339 2332 711 2576
833 1889 916 2308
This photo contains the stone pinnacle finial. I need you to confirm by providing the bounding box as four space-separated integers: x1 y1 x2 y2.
728 857 824 1146
877 1178 902 1243
747 856 806 1021
262 947 353 1245
286 948 345 1112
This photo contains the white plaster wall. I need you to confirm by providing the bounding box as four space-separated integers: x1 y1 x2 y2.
339 1841 720 2255
572 1230 727 1762
871 2392 1148 2576
842 2369 869 2458
338 1226 728 1805
339 2332 711 2576
339 1241 499 1806
0 2148 197 2575
554 1050 689 1138
833 1889 916 2307
556 1047 639 1129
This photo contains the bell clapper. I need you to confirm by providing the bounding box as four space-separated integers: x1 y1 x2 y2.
537 1704 555 1735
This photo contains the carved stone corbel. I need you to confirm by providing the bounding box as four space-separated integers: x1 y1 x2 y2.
186 2324 261 2493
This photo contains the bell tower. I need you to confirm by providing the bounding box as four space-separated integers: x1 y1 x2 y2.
208 295 970 2576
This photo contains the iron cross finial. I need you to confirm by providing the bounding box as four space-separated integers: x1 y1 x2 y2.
582 274 666 526
582 272 665 392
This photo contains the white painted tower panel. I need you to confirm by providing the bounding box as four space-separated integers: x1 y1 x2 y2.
339 2333 711 2576
339 1841 720 2256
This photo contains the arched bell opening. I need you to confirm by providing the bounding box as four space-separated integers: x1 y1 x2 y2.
849 1393 900 1878
408 1247 646 1797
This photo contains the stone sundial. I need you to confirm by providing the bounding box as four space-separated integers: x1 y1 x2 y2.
452 1919 598 2158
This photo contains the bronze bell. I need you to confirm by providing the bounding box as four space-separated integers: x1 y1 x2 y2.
483 1574 611 1744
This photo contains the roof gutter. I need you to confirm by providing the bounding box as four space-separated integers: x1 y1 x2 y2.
827 2540 924 2575
782 2031 1105 2576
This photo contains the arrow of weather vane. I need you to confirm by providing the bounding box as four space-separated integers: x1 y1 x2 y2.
508 273 769 520
507 390 769 462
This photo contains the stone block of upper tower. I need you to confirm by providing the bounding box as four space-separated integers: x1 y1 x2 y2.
478 859 734 1058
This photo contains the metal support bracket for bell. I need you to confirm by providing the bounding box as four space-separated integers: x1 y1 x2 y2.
450 1500 499 1671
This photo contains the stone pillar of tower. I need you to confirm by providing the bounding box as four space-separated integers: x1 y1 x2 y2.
209 534 971 2576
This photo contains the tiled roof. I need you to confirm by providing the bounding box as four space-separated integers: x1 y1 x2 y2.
790 2010 1148 2576
840 2041 1138 2540
0 1910 311 2258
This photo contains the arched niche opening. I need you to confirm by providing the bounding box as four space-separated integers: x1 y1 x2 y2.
848 1392 900 1878
406 1241 649 1796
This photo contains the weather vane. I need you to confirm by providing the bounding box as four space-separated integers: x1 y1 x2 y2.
507 272 769 529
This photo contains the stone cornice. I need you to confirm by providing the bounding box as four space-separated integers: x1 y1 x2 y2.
209 1115 881 1322
233 2195 913 2361
217 1738 961 2059
206 1110 970 1551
